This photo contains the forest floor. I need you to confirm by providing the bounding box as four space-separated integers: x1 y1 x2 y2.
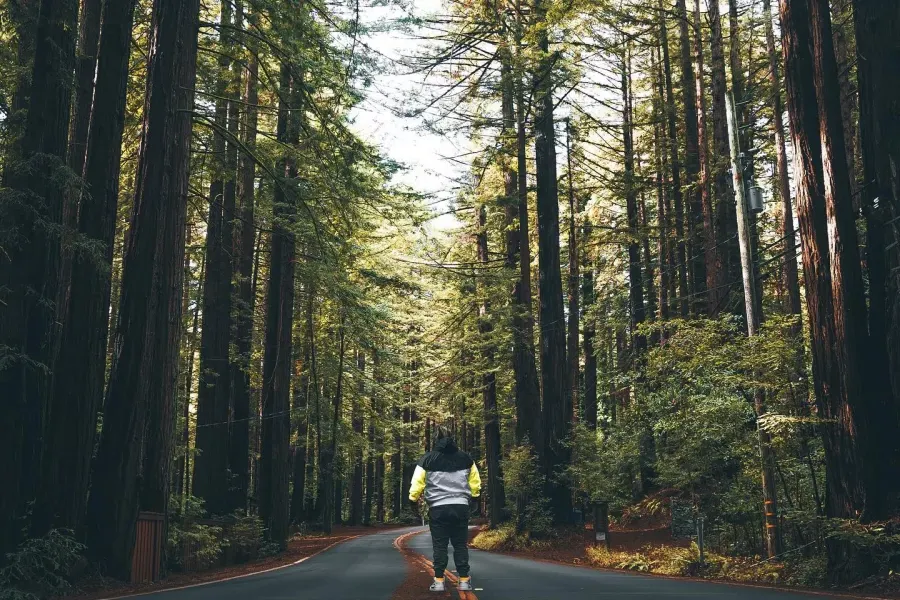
470 515 900 599
55 524 407 600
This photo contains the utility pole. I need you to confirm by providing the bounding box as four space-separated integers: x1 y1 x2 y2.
726 90 780 559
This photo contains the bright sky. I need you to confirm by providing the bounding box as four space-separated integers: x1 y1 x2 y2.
349 0 466 233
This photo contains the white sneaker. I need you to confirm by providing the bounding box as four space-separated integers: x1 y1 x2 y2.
458 578 473 591
429 579 445 592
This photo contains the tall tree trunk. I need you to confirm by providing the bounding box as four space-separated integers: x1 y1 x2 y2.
511 9 543 452
179 253 204 500
323 319 347 534
259 64 298 550
194 0 235 516
33 0 138 538
533 0 572 523
677 0 705 314
695 0 716 317
654 48 670 323
780 0 872 580
477 204 506 527
85 0 199 577
0 0 77 553
566 122 580 417
230 7 258 515
763 0 802 318
830 0 858 206
350 350 365 526
374 350 386 523
67 0 100 175
364 395 375 525
810 0 884 538
659 3 688 316
290 292 310 524
623 50 646 353
854 0 900 518
582 261 597 428
708 0 733 315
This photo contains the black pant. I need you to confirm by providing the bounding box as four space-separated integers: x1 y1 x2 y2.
429 504 470 578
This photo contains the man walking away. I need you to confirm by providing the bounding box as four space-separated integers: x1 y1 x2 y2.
409 426 481 592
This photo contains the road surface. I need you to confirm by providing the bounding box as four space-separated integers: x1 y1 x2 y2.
130 527 850 600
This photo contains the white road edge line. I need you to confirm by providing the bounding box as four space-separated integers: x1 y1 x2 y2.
94 534 363 600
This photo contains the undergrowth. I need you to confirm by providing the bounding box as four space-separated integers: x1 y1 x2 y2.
0 529 85 600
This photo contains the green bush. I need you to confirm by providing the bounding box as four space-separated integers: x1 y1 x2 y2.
503 442 552 536
0 529 85 600
167 496 224 571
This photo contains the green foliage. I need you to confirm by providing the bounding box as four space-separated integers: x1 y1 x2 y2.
503 443 552 536
167 496 224 571
0 529 85 600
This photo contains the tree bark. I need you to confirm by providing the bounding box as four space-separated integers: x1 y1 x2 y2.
623 50 646 354
477 204 506 527
677 0 705 314
84 0 199 577
230 6 258 515
350 350 365 526
854 0 900 518
511 7 543 453
566 122 580 417
290 291 310 524
32 0 138 538
780 0 873 580
0 0 77 553
708 0 733 315
533 0 572 523
194 0 235 517
659 3 688 317
259 63 297 549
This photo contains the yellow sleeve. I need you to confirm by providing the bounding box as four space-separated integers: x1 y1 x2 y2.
409 465 427 502
468 463 481 497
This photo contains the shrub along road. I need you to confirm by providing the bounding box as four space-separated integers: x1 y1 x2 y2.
125 527 862 600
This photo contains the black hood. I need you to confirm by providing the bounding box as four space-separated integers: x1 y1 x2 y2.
435 436 458 453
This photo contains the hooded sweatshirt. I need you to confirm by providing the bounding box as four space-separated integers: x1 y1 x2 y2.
409 437 481 507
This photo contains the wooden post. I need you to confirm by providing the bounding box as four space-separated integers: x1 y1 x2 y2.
592 501 610 550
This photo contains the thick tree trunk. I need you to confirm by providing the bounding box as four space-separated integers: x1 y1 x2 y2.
780 0 873 580
0 0 77 553
582 261 597 428
533 0 572 523
84 0 199 577
67 0 100 175
193 0 235 516
511 18 543 452
230 8 258 515
854 0 900 518
33 0 138 538
677 0 705 314
259 64 297 549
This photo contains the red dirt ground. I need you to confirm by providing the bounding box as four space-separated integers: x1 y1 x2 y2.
56 525 405 600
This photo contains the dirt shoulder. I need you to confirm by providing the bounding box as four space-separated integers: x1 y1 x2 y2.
56 525 405 600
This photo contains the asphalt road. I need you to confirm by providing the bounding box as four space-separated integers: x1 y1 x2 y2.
406 530 848 600
131 526 851 600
